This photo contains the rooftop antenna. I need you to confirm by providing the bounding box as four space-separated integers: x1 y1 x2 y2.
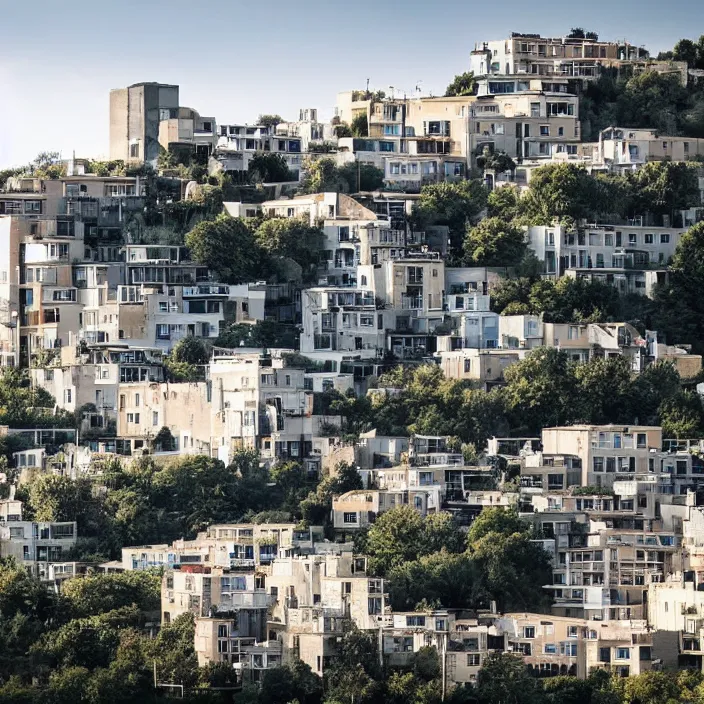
415 81 423 95
366 78 370 93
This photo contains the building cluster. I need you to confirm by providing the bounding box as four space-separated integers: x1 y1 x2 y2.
4 422 691 685
3 27 704 691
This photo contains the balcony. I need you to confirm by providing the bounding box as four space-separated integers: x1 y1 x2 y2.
401 295 423 310
183 285 230 297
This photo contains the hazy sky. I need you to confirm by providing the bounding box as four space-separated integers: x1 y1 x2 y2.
1 0 703 168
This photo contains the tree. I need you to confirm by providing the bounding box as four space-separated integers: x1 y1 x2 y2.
476 653 544 704
467 507 528 543
23 475 108 538
673 38 699 68
59 572 161 620
300 157 349 194
185 214 264 284
338 163 385 192
32 151 66 179
487 185 524 221
470 527 553 612
364 507 463 576
412 180 488 254
628 161 700 221
523 164 598 225
445 72 476 97
655 222 704 351
617 72 688 136
502 348 577 432
477 150 516 174
171 337 210 366
350 113 368 137
658 391 704 439
387 551 483 610
573 355 634 424
215 320 299 349
463 217 526 267
249 152 294 183
255 217 325 280
259 660 323 704
334 122 353 138
257 114 284 128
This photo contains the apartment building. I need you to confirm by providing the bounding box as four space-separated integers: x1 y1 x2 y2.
470 78 580 164
109 82 180 163
584 127 704 170
214 124 303 181
158 106 217 159
470 34 650 82
275 109 337 153
527 222 684 295
335 92 472 188
0 498 77 577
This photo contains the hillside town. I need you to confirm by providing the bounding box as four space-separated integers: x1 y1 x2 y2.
4 24 704 704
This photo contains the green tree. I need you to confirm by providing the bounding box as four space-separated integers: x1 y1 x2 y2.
387 551 483 610
502 348 577 432
249 152 294 183
59 572 161 620
259 660 323 704
338 163 385 192
523 164 598 225
654 222 704 351
412 180 488 254
300 157 349 193
573 355 634 424
257 114 284 128
364 507 463 576
255 217 325 281
170 337 210 366
476 653 544 704
617 72 689 135
185 214 265 284
658 391 704 439
628 161 700 221
350 113 369 137
445 72 476 97
215 320 299 349
487 185 524 221
463 217 526 267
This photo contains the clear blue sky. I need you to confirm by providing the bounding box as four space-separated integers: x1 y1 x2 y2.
1 0 703 168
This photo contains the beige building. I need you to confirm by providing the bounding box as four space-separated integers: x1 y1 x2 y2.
110 82 180 163
470 34 663 82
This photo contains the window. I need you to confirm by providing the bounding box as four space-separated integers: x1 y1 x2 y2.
644 233 653 244
540 125 550 136
467 654 481 666
152 411 159 427
406 615 426 627
544 643 557 654
593 457 604 472
558 126 564 136
464 359 471 373
524 626 535 638
628 233 637 245
660 234 670 244
159 301 168 312
156 324 170 340
343 512 357 524
130 143 139 158
64 389 72 404
567 626 578 638
616 648 630 660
